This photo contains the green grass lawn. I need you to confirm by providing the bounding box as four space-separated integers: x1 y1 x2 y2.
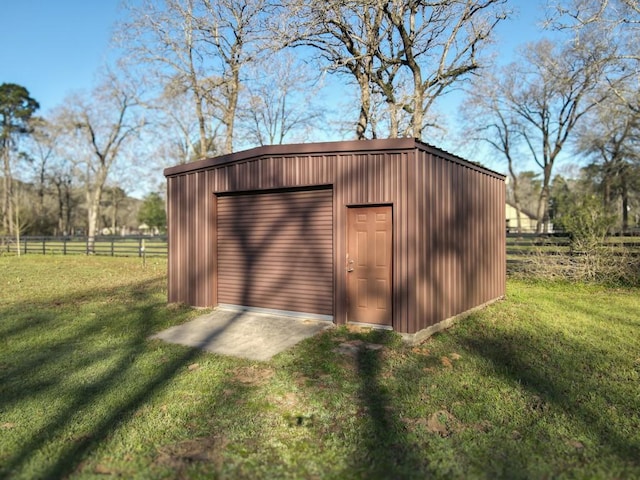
1 256 638 479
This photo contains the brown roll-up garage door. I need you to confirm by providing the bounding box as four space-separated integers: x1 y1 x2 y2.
217 188 333 316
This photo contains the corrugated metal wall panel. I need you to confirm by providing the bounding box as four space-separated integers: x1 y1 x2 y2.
217 188 333 315
166 174 179 303
398 151 410 333
187 173 196 306
165 172 216 307
165 139 506 334
410 149 506 332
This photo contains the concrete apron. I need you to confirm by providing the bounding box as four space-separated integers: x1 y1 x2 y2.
150 307 334 362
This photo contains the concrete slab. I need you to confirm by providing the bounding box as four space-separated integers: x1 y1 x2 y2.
150 308 334 361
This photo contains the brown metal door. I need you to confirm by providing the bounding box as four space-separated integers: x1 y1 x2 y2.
217 188 333 316
347 206 392 326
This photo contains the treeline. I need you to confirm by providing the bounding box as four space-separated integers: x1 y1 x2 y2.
2 0 639 248
508 168 640 235
0 178 166 237
0 179 143 237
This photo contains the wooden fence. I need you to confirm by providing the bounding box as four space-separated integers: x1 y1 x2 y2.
506 233 640 252
0 236 168 258
506 233 640 269
2 234 638 264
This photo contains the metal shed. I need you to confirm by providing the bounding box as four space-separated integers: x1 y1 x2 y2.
163 138 505 340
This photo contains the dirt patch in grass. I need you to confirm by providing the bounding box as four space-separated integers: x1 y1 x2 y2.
231 366 274 386
155 436 228 471
333 340 385 357
268 391 301 409
403 410 460 437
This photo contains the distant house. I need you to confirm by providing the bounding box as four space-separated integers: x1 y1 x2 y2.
506 202 538 233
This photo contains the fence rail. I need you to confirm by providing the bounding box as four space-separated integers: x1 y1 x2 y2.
2 234 639 262
0 236 168 258
506 233 640 254
506 233 640 271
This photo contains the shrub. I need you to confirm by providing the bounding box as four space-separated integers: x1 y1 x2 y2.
556 196 615 254
516 197 639 286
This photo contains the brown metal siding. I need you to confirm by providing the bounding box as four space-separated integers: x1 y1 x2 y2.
165 139 505 334
410 148 506 333
166 171 216 307
216 188 333 315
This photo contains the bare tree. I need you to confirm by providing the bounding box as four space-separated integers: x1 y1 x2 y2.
465 69 525 232
50 167 75 236
381 0 508 138
197 0 271 153
548 0 640 54
549 1 640 113
101 186 129 235
236 52 325 146
21 117 59 234
282 0 508 139
120 0 214 158
279 0 389 139
148 84 221 165
11 182 33 255
506 39 610 232
120 0 270 156
54 77 143 252
574 78 640 231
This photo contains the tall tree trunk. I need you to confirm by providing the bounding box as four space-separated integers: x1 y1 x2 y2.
86 186 102 254
55 180 64 236
507 159 522 234
2 148 13 235
223 71 239 154
412 85 424 139
621 175 629 233
387 100 399 138
194 91 208 159
111 204 117 234
14 193 20 257
356 75 371 140
536 163 553 234
65 183 72 236
536 184 551 234
1 169 8 233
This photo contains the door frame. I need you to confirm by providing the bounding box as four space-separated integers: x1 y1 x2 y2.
345 203 394 328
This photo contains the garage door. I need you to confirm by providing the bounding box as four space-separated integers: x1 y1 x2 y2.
217 188 333 316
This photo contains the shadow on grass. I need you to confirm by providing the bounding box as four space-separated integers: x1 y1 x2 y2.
351 338 429 478
0 274 245 479
456 316 640 471
290 328 429 478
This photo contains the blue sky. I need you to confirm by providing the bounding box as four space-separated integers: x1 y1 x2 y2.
2 1 548 114
1 0 122 113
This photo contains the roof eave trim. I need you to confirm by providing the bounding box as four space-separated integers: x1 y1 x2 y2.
163 138 417 177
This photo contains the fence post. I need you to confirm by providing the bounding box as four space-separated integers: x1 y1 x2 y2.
42 237 46 255
111 238 115 257
138 237 143 258
24 238 27 255
63 238 67 255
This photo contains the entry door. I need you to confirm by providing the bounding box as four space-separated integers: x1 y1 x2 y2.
346 206 392 326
